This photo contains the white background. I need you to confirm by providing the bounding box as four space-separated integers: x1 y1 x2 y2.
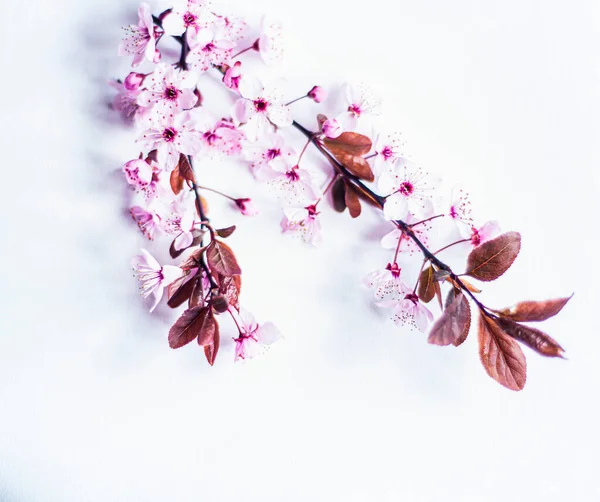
1 0 599 500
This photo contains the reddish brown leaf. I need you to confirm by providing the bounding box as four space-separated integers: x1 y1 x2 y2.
458 278 481 294
203 334 220 366
331 177 346 212
494 318 565 358
206 240 241 276
478 314 527 391
496 295 573 322
433 280 443 310
170 166 184 195
344 182 362 218
216 225 236 238
167 271 198 308
443 289 472 347
168 306 209 349
177 154 195 183
180 247 206 271
218 274 241 310
189 275 205 308
418 266 436 303
428 291 471 346
466 232 521 282
210 294 229 313
195 196 209 218
335 153 374 182
197 310 218 346
323 132 372 156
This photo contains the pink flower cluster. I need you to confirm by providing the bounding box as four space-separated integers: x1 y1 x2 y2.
115 1 502 356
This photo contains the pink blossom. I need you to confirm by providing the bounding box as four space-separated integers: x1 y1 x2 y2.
162 195 198 250
161 1 215 36
233 309 281 361
256 16 284 65
373 132 404 175
123 158 161 200
243 132 296 180
447 187 473 226
268 164 319 205
222 15 247 42
391 293 434 332
468 220 500 247
137 64 198 112
132 249 183 312
234 198 258 216
342 82 381 129
379 292 434 332
308 85 327 103
130 205 161 240
124 72 146 91
281 203 322 246
364 263 410 302
322 118 343 139
233 76 293 129
223 61 242 91
119 2 162 66
109 80 142 119
195 112 245 155
187 23 236 72
137 111 200 171
379 159 438 221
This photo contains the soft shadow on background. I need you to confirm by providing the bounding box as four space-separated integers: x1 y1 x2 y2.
1 0 599 501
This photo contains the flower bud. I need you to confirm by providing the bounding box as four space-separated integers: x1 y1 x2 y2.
123 72 146 91
307 85 327 103
322 118 343 139
234 198 259 216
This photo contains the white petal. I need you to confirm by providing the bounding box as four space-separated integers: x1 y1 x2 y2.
162 265 184 285
383 194 409 220
238 75 262 100
161 12 186 36
380 229 401 249
267 104 293 128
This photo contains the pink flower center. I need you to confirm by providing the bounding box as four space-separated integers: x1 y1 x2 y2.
405 292 419 305
162 127 177 142
286 168 300 181
381 146 393 160
254 98 268 113
183 12 196 26
348 104 362 115
164 85 179 101
203 130 219 145
202 42 215 53
306 204 318 217
471 228 481 246
398 181 414 196
385 262 401 278
266 148 280 160
449 205 458 219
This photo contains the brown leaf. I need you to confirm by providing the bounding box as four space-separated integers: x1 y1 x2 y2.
180 247 206 271
494 318 565 358
335 153 374 182
458 278 482 294
466 232 521 282
206 240 241 276
323 132 372 156
197 310 218 346
210 294 229 313
478 314 527 391
444 289 472 347
170 166 184 195
428 291 471 346
331 177 346 212
168 306 209 349
344 182 362 218
218 274 241 310
189 275 205 308
216 225 236 238
177 154 195 183
418 266 436 303
167 271 198 308
203 333 220 366
195 196 209 218
496 295 573 322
